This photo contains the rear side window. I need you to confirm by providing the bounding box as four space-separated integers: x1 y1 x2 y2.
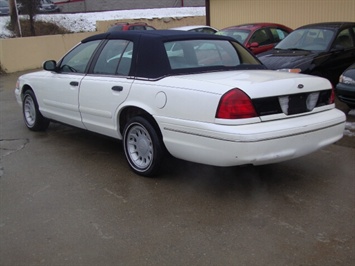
333 28 354 49
93 40 133 76
164 40 241 70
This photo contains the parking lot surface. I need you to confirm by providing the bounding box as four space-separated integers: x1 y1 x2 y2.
1 70 354 265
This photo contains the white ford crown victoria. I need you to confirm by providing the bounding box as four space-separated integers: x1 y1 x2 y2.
15 30 345 176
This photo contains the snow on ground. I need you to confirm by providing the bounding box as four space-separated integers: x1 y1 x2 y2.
0 7 205 38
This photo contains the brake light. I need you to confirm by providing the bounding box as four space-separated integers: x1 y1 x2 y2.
329 87 335 104
216 89 257 119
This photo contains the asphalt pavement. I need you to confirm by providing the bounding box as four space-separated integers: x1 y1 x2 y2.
1 70 354 266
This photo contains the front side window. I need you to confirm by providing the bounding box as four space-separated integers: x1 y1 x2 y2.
59 40 101 73
93 39 133 76
249 29 271 46
333 28 354 49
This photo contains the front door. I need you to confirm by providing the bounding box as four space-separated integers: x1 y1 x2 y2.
41 40 101 128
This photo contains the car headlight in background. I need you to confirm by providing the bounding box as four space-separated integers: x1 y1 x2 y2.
339 74 355 85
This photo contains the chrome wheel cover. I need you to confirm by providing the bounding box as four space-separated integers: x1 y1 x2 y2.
126 124 153 170
24 96 36 127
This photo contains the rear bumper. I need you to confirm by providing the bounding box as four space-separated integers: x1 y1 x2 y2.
158 109 346 167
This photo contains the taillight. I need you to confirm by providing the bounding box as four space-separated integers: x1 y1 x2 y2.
216 88 257 119
329 87 335 104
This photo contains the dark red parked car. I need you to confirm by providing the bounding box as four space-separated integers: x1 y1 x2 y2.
216 23 292 54
107 22 156 32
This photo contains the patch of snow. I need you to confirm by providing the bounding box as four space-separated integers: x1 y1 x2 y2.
0 7 205 38
344 122 355 137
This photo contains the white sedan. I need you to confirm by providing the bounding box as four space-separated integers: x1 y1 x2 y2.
15 30 346 176
169 25 218 34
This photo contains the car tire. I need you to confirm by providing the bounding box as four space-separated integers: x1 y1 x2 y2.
123 116 164 177
22 90 50 131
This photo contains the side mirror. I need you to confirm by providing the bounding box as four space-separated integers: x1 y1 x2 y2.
43 60 57 71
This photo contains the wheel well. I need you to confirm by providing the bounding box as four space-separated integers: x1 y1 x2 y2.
119 107 161 136
21 85 33 99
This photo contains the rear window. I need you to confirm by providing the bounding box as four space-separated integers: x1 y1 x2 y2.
164 39 258 70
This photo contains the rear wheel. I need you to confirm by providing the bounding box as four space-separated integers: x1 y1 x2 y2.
123 116 164 177
23 90 50 131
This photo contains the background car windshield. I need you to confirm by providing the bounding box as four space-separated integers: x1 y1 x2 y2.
216 30 250 43
275 28 335 51
165 39 241 70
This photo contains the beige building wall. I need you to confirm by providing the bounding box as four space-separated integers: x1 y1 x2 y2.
209 0 355 30
0 16 205 73
0 32 96 73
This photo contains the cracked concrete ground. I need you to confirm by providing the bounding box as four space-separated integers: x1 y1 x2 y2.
0 70 354 265
0 139 29 157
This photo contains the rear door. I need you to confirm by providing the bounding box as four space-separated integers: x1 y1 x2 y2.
79 39 134 138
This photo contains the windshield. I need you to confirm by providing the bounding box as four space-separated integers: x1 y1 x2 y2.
164 39 260 71
216 29 250 43
275 28 335 51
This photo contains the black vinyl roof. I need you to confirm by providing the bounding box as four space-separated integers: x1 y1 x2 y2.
82 29 236 43
81 30 240 79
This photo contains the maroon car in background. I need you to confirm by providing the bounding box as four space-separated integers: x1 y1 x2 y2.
108 22 156 32
216 23 292 54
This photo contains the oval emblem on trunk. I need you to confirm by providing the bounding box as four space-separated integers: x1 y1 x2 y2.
298 84 304 89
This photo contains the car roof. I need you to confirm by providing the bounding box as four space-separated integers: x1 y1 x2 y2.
221 23 291 31
81 30 240 79
115 22 148 25
169 25 217 31
83 30 235 43
297 22 355 30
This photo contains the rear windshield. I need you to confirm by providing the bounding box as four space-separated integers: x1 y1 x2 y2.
164 39 260 70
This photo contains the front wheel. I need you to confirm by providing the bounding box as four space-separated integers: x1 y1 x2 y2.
23 90 50 131
123 116 164 177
